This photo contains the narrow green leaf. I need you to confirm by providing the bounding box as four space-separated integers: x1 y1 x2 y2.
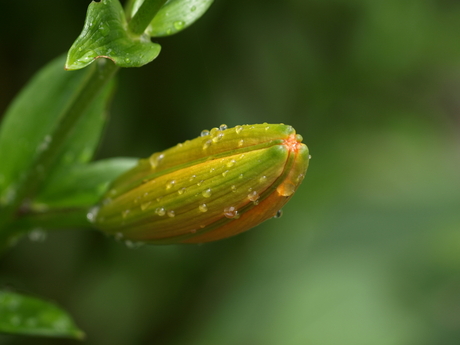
34 158 138 209
130 0 213 37
0 55 113 206
66 0 161 70
0 291 84 339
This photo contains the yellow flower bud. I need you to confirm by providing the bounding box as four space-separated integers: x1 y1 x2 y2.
90 124 309 244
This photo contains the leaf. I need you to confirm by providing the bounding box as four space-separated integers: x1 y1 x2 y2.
34 158 138 209
0 55 113 206
130 0 214 37
0 291 84 339
66 0 161 70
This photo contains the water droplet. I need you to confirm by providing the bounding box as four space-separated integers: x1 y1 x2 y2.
155 207 166 216
227 159 236 168
209 167 215 173
296 173 305 183
199 204 208 212
247 190 259 202
125 240 144 249
174 20 185 30
203 140 212 149
141 201 152 211
309 155 312 160
259 175 267 183
222 170 229 177
202 188 212 198
166 180 176 190
274 209 283 218
166 28 173 35
224 206 239 219
149 153 164 169
99 24 109 36
28 229 47 242
238 139 244 147
197 180 204 186
191 5 196 11
167 210 175 217
87 206 99 223
156 196 163 202
89 22 93 27
219 124 228 130
201 129 210 137
78 47 83 52
235 125 243 134
125 58 131 63
277 182 296 196
178 187 187 195
265 126 270 131
212 132 224 143
210 127 219 136
122 209 130 218
253 200 259 205
189 174 197 181
231 185 237 192
239 173 244 179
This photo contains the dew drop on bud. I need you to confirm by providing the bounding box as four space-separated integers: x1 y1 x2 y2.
202 188 212 198
274 209 283 219
247 190 259 201
222 170 229 177
212 132 224 143
235 125 243 134
167 210 175 217
199 204 208 212
277 182 296 197
227 159 236 168
87 206 99 223
201 130 210 137
238 139 244 147
178 187 187 195
231 185 237 192
203 140 212 150
219 124 228 130
259 175 267 183
166 180 176 190
224 206 240 219
155 207 166 216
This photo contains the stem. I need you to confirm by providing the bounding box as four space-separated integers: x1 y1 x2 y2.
0 208 90 253
128 0 168 36
0 59 119 244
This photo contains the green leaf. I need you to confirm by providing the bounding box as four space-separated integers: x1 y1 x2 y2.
66 0 161 70
0 55 113 206
130 0 213 37
34 158 138 209
0 291 84 339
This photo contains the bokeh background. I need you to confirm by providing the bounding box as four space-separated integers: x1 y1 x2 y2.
1 0 460 344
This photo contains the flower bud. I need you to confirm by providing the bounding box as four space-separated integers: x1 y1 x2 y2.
90 124 309 244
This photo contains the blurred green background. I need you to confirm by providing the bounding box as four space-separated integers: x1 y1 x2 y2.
1 0 460 344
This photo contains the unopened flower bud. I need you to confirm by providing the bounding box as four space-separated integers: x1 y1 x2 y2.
90 124 309 244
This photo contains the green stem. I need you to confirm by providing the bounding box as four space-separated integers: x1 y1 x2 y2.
0 59 119 244
0 208 90 253
128 0 168 36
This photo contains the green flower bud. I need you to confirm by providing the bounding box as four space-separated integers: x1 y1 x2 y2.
90 124 309 244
